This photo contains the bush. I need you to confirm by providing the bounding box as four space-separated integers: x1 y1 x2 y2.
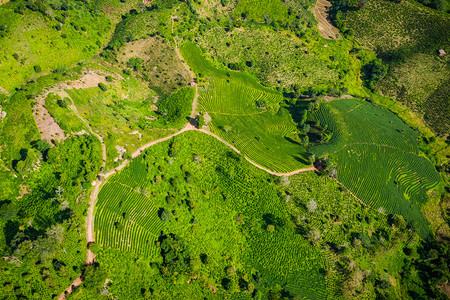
98 83 108 91
34 65 42 73
127 57 144 71
105 75 113 82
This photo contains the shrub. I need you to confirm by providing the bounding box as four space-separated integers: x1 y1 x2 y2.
105 75 113 82
98 83 107 91
34 65 42 73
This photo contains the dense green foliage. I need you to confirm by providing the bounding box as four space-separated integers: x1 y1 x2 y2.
93 131 326 299
157 87 195 127
0 0 110 92
0 135 102 299
311 99 440 238
0 0 448 299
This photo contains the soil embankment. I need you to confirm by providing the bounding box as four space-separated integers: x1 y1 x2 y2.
312 0 341 39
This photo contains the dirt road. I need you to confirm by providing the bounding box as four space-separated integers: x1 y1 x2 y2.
59 38 317 300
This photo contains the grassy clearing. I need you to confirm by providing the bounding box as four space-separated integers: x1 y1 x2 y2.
65 77 178 168
196 26 370 95
94 130 326 298
234 0 290 24
0 1 110 92
117 36 193 95
311 99 440 238
45 93 87 133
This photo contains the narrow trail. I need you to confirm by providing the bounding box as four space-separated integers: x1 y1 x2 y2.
59 22 316 299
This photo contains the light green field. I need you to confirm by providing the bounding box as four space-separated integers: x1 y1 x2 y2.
311 98 440 238
95 157 164 259
200 79 308 172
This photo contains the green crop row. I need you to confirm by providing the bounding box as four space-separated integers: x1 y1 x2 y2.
311 99 440 239
95 178 163 258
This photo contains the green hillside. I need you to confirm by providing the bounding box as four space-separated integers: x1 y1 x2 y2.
0 0 448 299
311 98 440 238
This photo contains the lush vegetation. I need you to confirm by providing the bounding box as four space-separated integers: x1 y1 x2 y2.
311 98 440 238
0 135 102 299
157 87 195 127
91 131 327 299
330 0 450 136
0 0 110 93
0 0 448 299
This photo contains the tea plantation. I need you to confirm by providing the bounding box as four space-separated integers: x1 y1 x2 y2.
0 0 448 299
183 42 310 172
311 98 440 238
93 131 327 299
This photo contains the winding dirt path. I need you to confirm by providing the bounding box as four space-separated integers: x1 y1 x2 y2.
59 30 316 299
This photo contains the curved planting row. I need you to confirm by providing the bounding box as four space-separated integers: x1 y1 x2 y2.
109 157 150 189
246 230 326 300
311 104 347 157
208 111 307 173
317 99 419 155
95 181 163 259
312 99 440 238
199 78 283 115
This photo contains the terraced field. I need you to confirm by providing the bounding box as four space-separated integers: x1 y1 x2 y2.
183 42 310 173
200 79 308 173
311 99 440 238
95 158 163 259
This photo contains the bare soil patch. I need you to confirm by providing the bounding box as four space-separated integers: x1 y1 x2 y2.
32 69 120 145
312 0 341 40
0 0 10 6
438 280 450 298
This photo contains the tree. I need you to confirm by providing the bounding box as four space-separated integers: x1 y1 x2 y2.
226 266 236 276
0 203 18 220
127 57 144 71
300 110 308 125
362 59 388 90
197 115 205 128
307 228 321 243
267 224 275 232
